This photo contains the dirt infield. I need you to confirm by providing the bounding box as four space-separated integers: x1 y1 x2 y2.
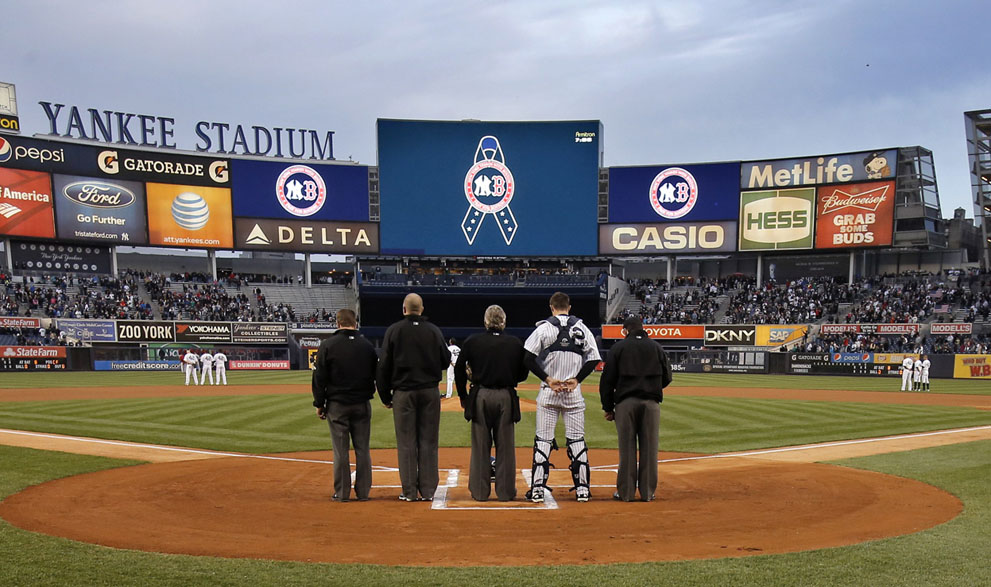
0 383 987 566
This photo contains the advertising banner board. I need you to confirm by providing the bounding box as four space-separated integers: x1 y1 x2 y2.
598 221 737 254
741 149 898 190
55 318 117 342
145 182 233 249
601 324 705 339
233 217 378 253
0 167 55 239
0 345 67 371
814 180 895 249
231 159 368 221
738 188 815 251
953 354 991 379
10 241 112 274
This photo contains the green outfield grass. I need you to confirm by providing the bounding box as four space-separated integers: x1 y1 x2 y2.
2 441 988 587
2 370 988 395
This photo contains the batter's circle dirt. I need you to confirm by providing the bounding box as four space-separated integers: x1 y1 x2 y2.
0 447 961 566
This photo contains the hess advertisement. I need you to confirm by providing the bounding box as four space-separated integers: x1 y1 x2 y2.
0 167 55 239
52 174 148 244
814 180 894 248
607 162 741 223
145 183 233 249
738 188 815 251
377 119 602 256
231 159 369 221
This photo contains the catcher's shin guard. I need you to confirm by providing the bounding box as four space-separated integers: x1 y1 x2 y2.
566 437 590 492
527 437 556 496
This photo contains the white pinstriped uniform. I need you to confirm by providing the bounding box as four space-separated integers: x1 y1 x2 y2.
524 315 601 439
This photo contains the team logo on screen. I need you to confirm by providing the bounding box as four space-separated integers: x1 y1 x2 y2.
649 167 698 219
171 192 210 230
276 164 326 217
462 135 518 245
0 137 11 162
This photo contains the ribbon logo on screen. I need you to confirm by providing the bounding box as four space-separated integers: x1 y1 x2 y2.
462 136 518 245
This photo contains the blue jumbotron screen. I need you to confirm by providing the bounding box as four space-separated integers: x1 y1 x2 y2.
377 119 601 256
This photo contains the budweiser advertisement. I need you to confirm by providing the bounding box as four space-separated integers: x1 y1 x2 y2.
814 180 895 248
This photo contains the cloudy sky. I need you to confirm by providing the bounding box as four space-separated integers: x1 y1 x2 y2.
4 0 988 217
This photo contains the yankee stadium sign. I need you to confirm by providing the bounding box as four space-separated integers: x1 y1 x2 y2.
39 101 335 160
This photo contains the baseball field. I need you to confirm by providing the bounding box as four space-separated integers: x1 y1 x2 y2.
1 371 989 586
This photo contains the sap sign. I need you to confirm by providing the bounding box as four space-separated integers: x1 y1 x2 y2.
738 188 815 251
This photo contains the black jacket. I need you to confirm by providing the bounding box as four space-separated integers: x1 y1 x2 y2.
454 329 529 422
311 329 378 407
375 314 450 404
599 329 673 413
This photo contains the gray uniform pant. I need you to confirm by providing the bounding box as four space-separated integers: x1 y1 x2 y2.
614 397 660 502
327 400 372 501
469 387 517 501
392 387 441 500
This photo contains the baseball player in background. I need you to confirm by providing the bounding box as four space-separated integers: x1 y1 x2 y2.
213 350 228 385
199 350 215 385
921 354 931 392
182 349 200 386
913 354 924 391
446 338 461 398
523 291 601 503
900 355 914 391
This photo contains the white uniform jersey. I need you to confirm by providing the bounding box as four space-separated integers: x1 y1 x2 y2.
524 315 601 409
183 352 199 366
447 345 461 367
913 359 923 380
921 359 931 376
213 352 228 367
901 357 914 373
199 352 214 366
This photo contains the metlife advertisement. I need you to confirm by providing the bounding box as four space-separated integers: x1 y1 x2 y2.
230 159 369 221
377 119 602 256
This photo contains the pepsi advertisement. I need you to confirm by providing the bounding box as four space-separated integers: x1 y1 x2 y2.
230 159 369 221
0 135 229 187
52 174 148 244
607 162 741 223
377 119 602 256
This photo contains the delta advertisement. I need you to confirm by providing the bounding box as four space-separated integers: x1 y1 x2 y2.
953 354 991 379
0 167 55 238
738 188 816 251
377 119 602 256
230 159 369 221
814 180 895 249
52 174 148 244
233 217 378 253
145 182 234 249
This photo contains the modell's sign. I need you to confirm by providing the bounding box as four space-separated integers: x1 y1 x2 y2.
821 323 920 335
930 323 972 335
814 181 895 248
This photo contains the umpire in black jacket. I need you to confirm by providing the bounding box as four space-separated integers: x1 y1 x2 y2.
599 316 673 502
454 305 529 501
312 309 379 502
376 293 451 502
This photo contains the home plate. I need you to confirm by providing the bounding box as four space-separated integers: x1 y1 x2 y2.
432 469 558 510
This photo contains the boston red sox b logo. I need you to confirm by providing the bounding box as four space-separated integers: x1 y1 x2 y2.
462 136 518 245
